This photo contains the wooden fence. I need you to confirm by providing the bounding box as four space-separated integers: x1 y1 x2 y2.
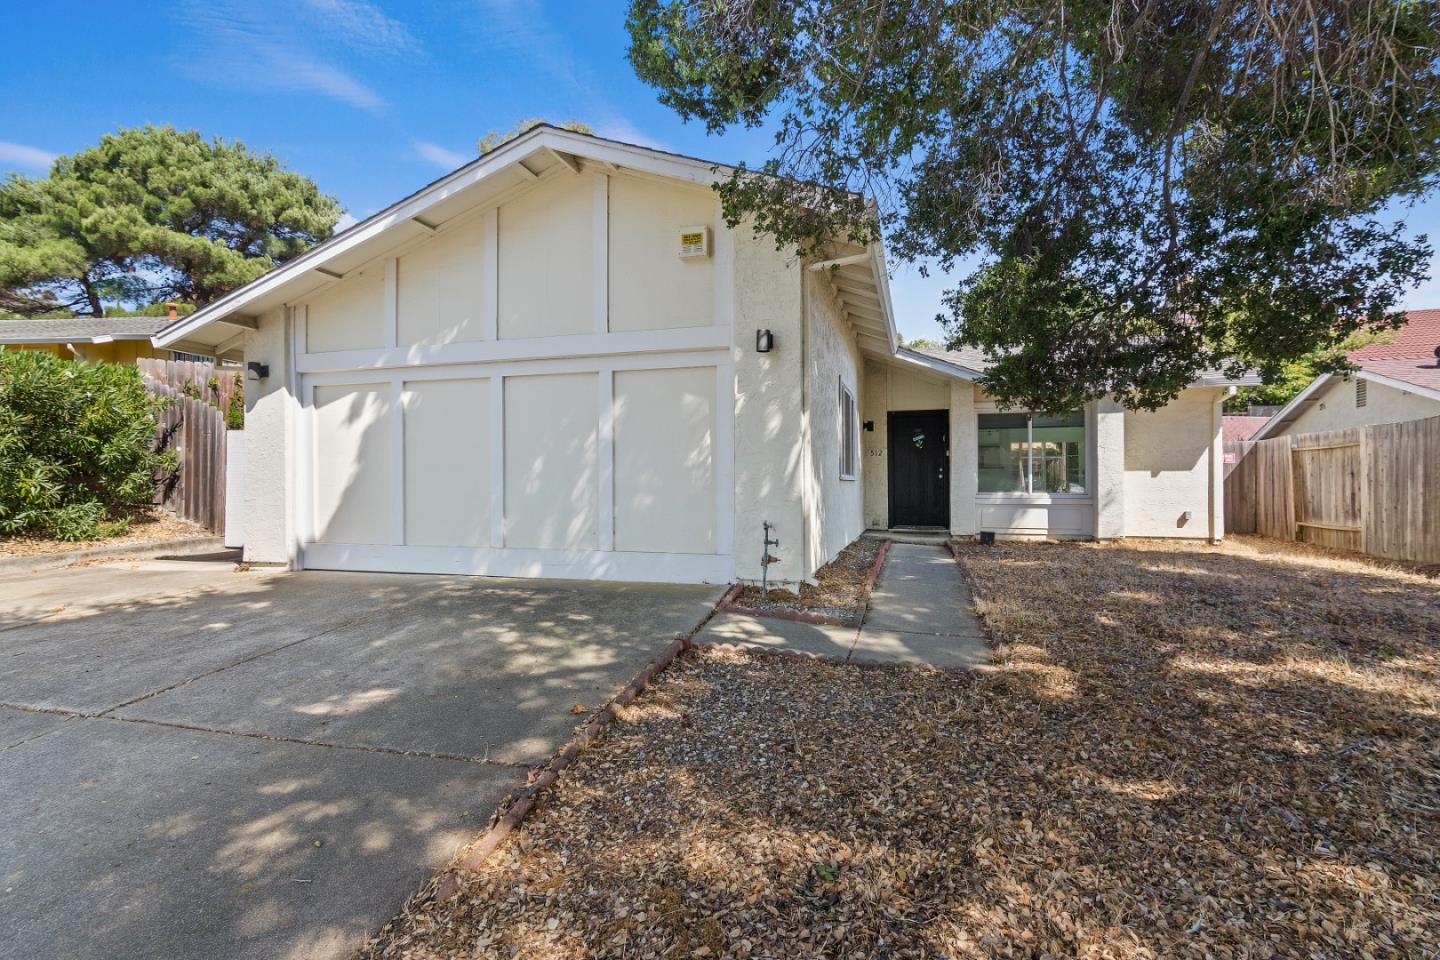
140 360 236 534
1224 414 1440 564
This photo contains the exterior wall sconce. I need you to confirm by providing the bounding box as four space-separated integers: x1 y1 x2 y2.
246 361 270 382
755 329 774 353
863 420 874 432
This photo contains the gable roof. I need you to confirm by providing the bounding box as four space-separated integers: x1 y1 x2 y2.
906 344 1261 389
1252 309 1440 439
0 317 170 344
155 124 897 355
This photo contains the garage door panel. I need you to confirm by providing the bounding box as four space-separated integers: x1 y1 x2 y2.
614 367 716 553
504 373 598 550
312 384 393 545
404 379 489 547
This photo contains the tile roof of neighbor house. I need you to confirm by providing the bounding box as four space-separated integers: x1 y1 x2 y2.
1349 308 1440 361
1345 309 1440 393
0 317 170 343
1222 415 1270 442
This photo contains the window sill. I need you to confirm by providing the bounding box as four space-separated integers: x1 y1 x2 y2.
976 493 1092 505
839 474 857 482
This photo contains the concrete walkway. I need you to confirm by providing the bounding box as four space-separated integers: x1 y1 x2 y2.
696 543 990 668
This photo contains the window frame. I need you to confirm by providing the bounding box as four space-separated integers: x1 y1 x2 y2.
975 405 1092 501
838 379 858 481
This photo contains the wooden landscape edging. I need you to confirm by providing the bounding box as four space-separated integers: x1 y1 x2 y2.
439 584 731 887
437 541 897 890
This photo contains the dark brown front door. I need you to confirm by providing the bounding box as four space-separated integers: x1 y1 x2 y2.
888 410 949 527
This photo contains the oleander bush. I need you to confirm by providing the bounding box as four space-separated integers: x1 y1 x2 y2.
0 350 175 540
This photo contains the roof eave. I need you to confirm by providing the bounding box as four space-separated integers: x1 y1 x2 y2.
892 346 982 381
155 126 737 349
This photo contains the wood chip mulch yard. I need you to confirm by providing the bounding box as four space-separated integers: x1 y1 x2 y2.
0 509 209 558
729 537 884 623
363 535 1439 959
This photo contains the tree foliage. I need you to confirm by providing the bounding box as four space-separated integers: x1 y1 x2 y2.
627 0 1440 411
0 125 341 317
0 351 176 540
478 118 595 154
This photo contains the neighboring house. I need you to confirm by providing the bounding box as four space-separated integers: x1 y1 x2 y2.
155 125 1255 586
0 317 173 363
1222 416 1270 442
0 304 230 364
1252 309 1440 440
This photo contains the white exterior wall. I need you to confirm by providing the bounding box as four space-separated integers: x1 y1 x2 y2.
1123 387 1225 539
949 382 979 536
859 361 962 531
1283 377 1440 435
801 270 864 572
1093 396 1126 539
731 223 806 584
240 307 295 565
272 170 739 583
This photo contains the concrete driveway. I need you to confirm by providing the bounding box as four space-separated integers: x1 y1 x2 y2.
0 555 723 960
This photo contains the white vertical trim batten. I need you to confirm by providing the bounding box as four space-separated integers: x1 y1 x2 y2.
712 198 734 333
390 379 406 545
714 359 736 558
593 173 609 334
291 305 312 569
383 258 398 348
489 375 505 548
482 208 498 341
597 364 615 551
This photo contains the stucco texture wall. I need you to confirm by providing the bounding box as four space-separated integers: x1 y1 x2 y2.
1123 387 1224 539
802 270 864 571
731 223 805 584
1285 377 1440 435
241 307 293 564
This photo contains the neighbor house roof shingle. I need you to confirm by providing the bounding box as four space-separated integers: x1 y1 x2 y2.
1350 309 1440 361
1357 356 1440 394
1223 416 1270 442
1346 310 1440 393
0 318 169 343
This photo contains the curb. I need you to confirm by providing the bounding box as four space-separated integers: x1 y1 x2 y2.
0 536 227 573
719 538 893 628
443 585 731 882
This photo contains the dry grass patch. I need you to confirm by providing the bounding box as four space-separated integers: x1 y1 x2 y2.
731 537 883 623
364 536 1438 959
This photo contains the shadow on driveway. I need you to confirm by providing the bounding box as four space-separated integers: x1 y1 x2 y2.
0 562 722 960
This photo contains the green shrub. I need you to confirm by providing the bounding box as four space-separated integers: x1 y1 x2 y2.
0 350 176 540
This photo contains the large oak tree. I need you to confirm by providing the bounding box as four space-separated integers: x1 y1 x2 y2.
0 125 340 317
627 0 1440 411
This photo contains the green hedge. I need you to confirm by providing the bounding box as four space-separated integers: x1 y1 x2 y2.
0 350 176 540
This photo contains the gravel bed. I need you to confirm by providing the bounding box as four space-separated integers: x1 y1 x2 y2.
731 537 884 623
0 509 209 558
363 535 1439 959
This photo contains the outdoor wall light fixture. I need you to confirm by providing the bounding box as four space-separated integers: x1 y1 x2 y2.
246 361 270 382
755 329 774 353
863 420 875 432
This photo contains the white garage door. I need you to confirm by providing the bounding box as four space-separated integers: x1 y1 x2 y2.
299 362 733 584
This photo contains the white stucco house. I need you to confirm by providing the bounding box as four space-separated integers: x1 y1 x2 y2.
155 125 1255 586
1250 309 1440 441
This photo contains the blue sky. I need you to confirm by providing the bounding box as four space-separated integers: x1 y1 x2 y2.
2 0 1437 340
